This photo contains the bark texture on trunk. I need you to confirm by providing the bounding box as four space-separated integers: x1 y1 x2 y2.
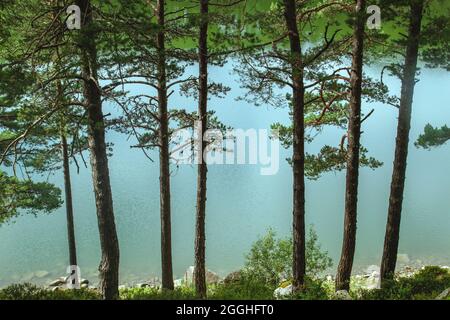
61 132 77 267
156 0 174 291
380 0 424 286
283 0 306 291
335 0 366 292
76 0 120 299
194 0 209 299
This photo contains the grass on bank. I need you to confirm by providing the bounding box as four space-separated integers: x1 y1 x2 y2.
1 266 449 300
356 266 450 300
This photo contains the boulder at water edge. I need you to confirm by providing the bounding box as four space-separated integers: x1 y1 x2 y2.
183 266 221 286
435 288 450 300
333 290 353 300
274 284 293 299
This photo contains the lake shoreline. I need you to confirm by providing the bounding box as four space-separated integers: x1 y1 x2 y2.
3 262 449 292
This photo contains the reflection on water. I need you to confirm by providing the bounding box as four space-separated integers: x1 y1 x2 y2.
0 62 449 287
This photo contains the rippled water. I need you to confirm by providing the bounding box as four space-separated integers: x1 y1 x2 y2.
0 62 449 287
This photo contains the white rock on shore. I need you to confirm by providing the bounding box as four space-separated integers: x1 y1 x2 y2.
47 277 89 289
435 288 450 300
49 277 67 287
365 265 380 274
274 284 293 299
174 279 183 288
365 273 381 290
333 290 352 300
183 266 221 286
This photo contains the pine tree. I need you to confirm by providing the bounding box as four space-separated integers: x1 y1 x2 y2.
335 0 366 292
194 0 209 299
235 0 384 291
74 0 120 299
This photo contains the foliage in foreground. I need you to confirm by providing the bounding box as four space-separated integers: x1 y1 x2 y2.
207 226 332 300
0 283 100 300
117 275 329 300
356 266 450 300
1 266 449 300
119 286 197 300
209 272 275 300
244 226 333 287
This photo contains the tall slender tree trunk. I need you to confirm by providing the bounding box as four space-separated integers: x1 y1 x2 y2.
53 0 77 269
283 0 306 292
194 0 209 299
335 0 366 292
380 0 424 286
76 0 120 299
156 0 174 291
61 132 77 267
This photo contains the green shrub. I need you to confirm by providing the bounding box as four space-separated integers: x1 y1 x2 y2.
119 286 197 300
358 266 450 300
210 274 330 300
45 288 101 300
209 226 332 300
245 226 332 286
296 278 331 300
280 277 331 300
0 283 43 300
403 266 450 299
209 272 275 300
0 283 100 300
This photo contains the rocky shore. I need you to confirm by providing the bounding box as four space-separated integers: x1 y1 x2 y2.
2 255 449 299
275 264 450 300
39 263 450 300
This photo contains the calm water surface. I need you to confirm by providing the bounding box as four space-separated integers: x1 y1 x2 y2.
0 62 449 286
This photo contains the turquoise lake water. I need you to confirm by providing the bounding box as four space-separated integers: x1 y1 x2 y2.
0 62 449 287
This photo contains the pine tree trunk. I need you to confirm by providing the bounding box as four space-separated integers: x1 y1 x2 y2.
335 0 366 292
156 0 174 291
194 0 209 299
283 0 306 292
53 10 77 267
61 132 77 267
380 0 424 286
76 0 120 299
